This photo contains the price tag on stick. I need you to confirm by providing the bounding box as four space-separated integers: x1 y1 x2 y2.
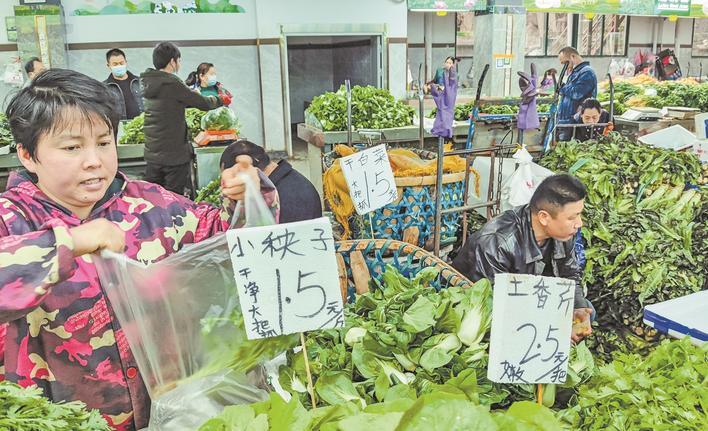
340 144 398 215
226 217 345 340
488 273 574 385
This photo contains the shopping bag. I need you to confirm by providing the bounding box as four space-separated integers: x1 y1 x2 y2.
500 146 555 211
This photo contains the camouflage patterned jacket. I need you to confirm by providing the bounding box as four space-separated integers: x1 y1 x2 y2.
0 170 279 430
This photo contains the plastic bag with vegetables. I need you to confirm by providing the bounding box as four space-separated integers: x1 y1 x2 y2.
93 175 295 431
201 107 240 132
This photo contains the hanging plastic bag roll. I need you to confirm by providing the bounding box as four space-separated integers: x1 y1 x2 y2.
94 173 296 431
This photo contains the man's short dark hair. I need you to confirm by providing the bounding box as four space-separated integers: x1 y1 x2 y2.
559 46 579 57
220 140 270 171
530 174 587 215
152 42 181 69
6 69 120 161
24 57 41 74
579 98 602 114
106 48 127 63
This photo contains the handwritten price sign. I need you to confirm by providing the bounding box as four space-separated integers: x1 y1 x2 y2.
340 144 398 215
488 273 574 384
226 218 344 340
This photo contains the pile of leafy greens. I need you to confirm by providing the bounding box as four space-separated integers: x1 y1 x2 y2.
0 381 110 431
278 266 594 410
187 108 208 141
598 80 708 114
541 134 707 359
199 391 564 431
118 109 206 145
118 113 145 145
558 338 708 430
195 178 222 206
429 103 551 121
0 112 15 150
306 85 415 132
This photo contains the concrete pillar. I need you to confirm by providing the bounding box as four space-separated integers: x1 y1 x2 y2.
424 12 433 82
472 12 526 97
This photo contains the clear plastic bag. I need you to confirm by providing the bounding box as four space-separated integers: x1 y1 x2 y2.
200 107 239 132
94 174 286 430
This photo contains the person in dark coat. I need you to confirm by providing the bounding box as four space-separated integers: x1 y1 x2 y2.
568 98 611 142
220 140 322 224
140 42 224 197
557 46 597 141
452 174 594 343
103 48 144 120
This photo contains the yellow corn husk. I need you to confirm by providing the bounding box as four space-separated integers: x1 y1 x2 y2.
323 144 481 240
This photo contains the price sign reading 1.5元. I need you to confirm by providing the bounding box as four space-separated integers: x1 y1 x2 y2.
226 217 344 340
488 273 574 384
340 144 398 215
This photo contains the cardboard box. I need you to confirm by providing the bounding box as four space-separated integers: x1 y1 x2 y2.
659 106 700 119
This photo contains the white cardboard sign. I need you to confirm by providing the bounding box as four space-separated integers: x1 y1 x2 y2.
226 217 344 340
340 144 398 215
488 273 574 384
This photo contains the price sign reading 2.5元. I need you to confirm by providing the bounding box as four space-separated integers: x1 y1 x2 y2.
340 144 398 215
226 217 344 340
488 273 574 384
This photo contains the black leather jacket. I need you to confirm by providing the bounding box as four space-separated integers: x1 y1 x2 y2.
452 205 589 309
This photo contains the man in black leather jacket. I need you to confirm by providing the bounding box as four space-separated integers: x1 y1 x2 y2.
452 174 593 342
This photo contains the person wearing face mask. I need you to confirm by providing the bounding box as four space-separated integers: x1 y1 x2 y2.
452 174 594 343
140 42 223 197
185 62 233 106
556 47 597 141
104 48 143 120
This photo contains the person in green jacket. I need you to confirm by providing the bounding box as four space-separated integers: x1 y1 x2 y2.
185 62 233 106
140 42 224 197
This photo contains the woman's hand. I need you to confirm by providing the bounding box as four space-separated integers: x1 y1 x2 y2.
221 155 260 201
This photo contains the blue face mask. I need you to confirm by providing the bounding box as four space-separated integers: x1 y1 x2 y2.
207 76 217 87
111 65 127 77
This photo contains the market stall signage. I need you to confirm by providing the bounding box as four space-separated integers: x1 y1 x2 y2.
226 217 344 340
524 0 697 17
488 273 574 384
656 0 691 14
340 144 398 215
494 53 513 69
407 0 488 12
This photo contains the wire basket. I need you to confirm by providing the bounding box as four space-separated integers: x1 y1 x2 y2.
334 238 473 303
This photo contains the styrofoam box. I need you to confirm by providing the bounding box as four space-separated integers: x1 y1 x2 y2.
638 124 696 151
643 290 707 346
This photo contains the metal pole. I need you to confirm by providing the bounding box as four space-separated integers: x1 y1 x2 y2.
608 73 615 121
346 79 352 146
433 136 445 257
487 140 497 220
418 64 425 150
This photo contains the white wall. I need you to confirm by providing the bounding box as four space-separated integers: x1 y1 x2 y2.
0 1 18 45
254 0 408 38
62 0 258 42
407 11 455 44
